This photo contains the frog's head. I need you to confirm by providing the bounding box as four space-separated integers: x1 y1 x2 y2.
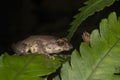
44 38 73 54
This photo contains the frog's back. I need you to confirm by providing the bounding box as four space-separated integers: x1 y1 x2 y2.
22 35 58 43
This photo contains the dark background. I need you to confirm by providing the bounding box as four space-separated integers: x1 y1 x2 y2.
0 0 120 54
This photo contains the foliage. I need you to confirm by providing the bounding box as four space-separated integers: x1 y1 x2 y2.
0 54 62 80
57 12 120 80
0 0 119 80
67 0 115 40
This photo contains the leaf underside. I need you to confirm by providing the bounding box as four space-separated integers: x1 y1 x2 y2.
60 12 120 80
67 0 115 40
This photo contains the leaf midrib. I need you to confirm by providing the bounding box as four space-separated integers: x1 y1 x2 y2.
86 38 120 80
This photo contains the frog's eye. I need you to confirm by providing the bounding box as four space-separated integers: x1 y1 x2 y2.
56 39 65 46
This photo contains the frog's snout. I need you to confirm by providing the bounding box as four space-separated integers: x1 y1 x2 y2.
64 43 73 51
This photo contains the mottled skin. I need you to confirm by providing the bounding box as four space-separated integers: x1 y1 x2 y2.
12 35 73 56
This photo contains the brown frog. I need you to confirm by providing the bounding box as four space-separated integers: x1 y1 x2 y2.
12 35 73 57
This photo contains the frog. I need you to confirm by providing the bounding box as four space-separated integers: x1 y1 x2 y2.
12 35 73 57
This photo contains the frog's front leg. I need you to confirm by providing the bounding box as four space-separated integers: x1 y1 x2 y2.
44 53 56 60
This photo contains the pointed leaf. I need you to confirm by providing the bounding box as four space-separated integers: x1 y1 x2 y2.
67 0 115 40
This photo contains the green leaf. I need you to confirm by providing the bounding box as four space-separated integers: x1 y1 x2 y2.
53 76 60 80
0 54 62 80
59 12 120 80
67 0 115 40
